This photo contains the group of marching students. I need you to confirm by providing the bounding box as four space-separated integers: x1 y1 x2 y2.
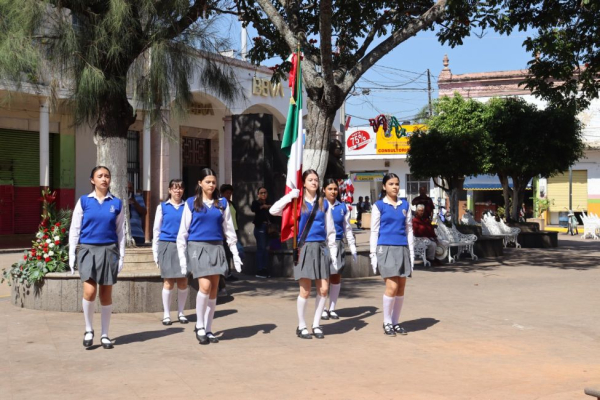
69 165 413 348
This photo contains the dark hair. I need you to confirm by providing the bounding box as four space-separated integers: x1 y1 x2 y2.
380 173 400 199
167 179 184 200
257 186 267 194
193 168 222 212
220 184 233 193
89 166 110 190
301 169 324 212
322 178 340 203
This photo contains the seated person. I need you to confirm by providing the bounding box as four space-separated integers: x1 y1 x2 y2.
412 204 441 266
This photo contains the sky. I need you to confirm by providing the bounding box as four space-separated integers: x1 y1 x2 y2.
217 15 534 128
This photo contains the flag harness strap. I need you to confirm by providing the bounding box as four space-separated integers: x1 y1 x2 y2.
294 199 319 265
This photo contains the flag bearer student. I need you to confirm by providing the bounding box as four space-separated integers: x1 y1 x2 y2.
69 166 125 349
270 169 338 339
369 173 415 337
321 178 357 321
177 168 242 345
152 179 189 326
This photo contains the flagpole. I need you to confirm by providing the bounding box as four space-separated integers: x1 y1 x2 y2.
292 42 301 257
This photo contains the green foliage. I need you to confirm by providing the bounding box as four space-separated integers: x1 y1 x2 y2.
533 197 554 218
494 0 600 110
2 189 72 286
408 93 490 186
0 0 239 136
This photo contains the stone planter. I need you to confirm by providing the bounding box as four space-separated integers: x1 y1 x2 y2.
10 271 201 313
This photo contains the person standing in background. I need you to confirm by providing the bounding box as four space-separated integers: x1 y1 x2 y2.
356 196 364 229
411 186 434 219
128 181 147 245
251 187 272 278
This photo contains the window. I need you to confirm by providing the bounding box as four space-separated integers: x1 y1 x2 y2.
127 130 140 192
406 174 430 204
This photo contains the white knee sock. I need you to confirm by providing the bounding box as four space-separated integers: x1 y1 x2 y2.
204 298 217 333
383 295 395 325
177 288 188 316
297 296 308 330
162 288 173 319
101 304 112 338
82 299 94 336
392 296 405 325
196 292 209 330
328 283 341 312
313 294 327 329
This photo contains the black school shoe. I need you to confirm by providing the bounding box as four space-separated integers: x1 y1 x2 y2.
328 310 340 320
101 336 114 349
162 317 172 326
206 332 219 343
195 327 209 345
312 326 325 339
321 309 330 320
383 323 396 337
296 327 313 339
393 324 407 335
83 330 94 347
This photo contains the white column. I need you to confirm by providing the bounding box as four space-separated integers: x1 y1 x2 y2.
143 113 151 191
223 115 232 184
39 99 50 187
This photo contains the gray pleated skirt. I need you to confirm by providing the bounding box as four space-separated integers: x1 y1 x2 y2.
330 240 346 275
187 241 228 278
77 243 120 285
376 245 412 278
295 241 330 281
157 241 185 279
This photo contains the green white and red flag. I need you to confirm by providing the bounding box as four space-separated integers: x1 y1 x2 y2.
280 50 303 242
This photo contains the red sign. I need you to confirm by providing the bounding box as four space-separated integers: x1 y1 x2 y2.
346 130 372 151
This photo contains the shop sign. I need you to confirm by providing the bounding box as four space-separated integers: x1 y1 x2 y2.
252 77 284 97
346 130 372 151
352 171 385 182
369 114 425 155
189 102 214 116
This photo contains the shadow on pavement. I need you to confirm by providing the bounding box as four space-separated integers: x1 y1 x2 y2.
184 309 238 324
325 306 378 335
402 317 440 333
113 327 185 346
216 323 277 341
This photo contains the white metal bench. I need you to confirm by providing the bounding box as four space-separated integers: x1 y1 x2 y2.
481 214 521 248
414 237 433 267
581 211 600 240
434 223 478 264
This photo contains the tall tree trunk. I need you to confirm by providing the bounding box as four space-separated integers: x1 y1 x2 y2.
511 179 523 222
93 92 137 246
447 177 464 225
303 98 337 180
498 173 511 221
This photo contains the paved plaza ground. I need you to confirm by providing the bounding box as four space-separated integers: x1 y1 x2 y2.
0 234 598 399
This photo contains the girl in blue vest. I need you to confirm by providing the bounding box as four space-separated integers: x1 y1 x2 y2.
177 168 242 345
321 178 357 321
369 173 414 337
270 169 337 339
152 179 189 326
68 166 125 349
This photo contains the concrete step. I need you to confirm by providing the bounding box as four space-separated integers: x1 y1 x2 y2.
123 247 155 272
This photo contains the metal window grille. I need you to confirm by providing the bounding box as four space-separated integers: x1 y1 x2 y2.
406 174 430 204
127 130 140 192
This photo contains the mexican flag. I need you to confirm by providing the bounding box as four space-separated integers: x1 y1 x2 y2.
280 50 303 242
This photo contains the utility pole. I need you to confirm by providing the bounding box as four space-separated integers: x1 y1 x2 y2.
569 166 573 211
427 69 433 117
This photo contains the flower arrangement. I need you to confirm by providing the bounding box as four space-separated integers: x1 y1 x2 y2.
1 188 72 286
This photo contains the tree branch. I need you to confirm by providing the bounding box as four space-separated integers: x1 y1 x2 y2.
254 0 298 50
341 0 447 93
159 0 210 40
319 0 333 89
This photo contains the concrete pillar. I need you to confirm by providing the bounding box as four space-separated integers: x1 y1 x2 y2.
143 113 151 242
39 99 50 188
223 115 232 184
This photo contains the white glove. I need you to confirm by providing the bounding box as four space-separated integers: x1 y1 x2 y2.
331 257 338 272
352 252 358 263
369 253 377 274
286 188 300 200
69 260 74 275
118 258 124 273
233 255 243 273
180 264 187 276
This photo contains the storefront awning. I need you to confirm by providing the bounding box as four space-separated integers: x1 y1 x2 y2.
463 175 532 191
